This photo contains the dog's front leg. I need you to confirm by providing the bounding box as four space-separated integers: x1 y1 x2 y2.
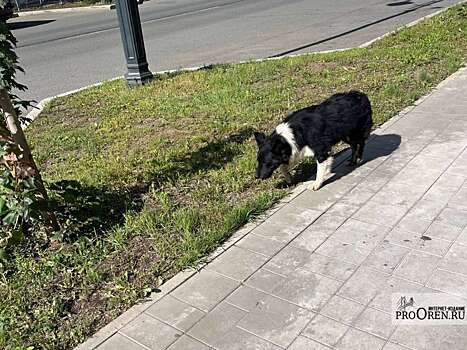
309 158 330 191
280 164 293 184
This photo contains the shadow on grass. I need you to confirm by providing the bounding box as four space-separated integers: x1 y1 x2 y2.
48 127 255 241
148 127 255 186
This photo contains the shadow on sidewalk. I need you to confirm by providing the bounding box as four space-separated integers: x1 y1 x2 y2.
291 133 401 187
328 133 402 185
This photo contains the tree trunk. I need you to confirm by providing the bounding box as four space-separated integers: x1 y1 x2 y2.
0 88 59 231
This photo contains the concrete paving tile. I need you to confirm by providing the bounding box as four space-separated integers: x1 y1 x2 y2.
456 227 467 246
235 234 284 257
291 214 347 252
338 267 390 305
171 269 239 312
320 295 365 325
395 213 432 234
291 228 334 253
206 246 268 281
421 141 465 160
332 219 391 250
424 221 462 241
447 158 467 177
263 245 312 275
97 333 146 350
428 268 467 298
382 343 410 350
394 250 441 285
435 207 467 229
406 198 446 221
291 187 339 212
271 269 341 311
301 252 357 281
371 182 426 208
356 170 392 192
449 186 467 211
226 285 268 312
383 343 408 350
385 228 451 257
422 183 457 204
336 328 385 350
438 244 467 275
215 327 281 350
252 205 322 242
236 294 314 348
369 277 435 313
166 335 210 350
245 268 286 293
353 200 408 227
302 314 349 347
339 186 376 206
354 308 395 339
145 295 205 332
434 172 466 190
325 201 361 219
288 336 333 350
188 302 246 346
391 325 467 350
315 236 373 265
362 242 409 274
119 314 181 350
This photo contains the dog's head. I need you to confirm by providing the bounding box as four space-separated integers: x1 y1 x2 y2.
254 131 292 180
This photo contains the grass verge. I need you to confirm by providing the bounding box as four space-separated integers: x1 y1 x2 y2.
1 4 466 349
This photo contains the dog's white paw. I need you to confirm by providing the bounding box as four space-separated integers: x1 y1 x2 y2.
309 181 322 191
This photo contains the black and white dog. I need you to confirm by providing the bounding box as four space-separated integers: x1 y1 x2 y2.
254 91 372 190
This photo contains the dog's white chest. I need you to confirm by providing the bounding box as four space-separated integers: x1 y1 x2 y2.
290 146 314 166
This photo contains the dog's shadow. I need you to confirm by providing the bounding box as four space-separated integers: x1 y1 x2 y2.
282 133 401 188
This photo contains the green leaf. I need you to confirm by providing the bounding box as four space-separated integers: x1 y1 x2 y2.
0 197 5 215
2 211 18 226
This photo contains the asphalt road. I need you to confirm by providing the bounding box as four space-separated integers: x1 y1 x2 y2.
8 0 462 104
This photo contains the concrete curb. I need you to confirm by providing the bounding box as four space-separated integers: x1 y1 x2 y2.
23 0 466 125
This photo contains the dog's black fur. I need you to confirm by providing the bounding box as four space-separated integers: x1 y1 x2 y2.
254 91 372 188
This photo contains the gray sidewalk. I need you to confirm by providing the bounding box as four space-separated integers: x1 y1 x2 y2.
79 67 467 350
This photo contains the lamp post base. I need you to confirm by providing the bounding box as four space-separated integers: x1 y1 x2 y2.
125 69 153 87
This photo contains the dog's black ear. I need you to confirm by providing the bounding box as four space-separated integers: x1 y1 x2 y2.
254 132 266 146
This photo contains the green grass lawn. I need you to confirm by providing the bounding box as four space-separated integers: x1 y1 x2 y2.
1 4 466 349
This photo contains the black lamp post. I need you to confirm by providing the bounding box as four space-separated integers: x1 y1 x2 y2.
115 0 153 86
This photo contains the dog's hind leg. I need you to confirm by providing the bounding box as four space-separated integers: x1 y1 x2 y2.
349 138 366 165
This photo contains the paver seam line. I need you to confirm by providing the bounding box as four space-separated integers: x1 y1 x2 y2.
234 324 288 349
434 267 467 280
282 315 336 350
115 331 152 350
